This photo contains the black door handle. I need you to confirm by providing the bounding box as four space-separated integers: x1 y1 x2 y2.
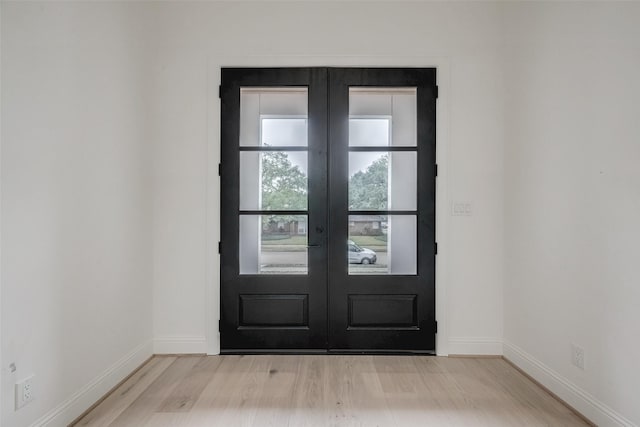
315 226 324 233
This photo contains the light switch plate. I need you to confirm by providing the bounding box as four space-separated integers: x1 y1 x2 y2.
452 201 473 216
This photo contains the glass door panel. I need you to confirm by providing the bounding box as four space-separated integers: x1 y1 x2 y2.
349 88 417 147
239 214 308 275
348 151 417 211
238 88 310 276
347 214 417 275
240 151 308 211
347 88 419 276
240 88 308 147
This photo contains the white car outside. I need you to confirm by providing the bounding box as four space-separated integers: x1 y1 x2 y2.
347 240 377 265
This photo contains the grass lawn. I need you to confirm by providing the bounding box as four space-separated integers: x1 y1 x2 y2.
261 235 308 245
260 234 388 252
349 235 387 247
262 235 307 251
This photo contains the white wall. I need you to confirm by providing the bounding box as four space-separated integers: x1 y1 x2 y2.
4 1 640 426
0 3 4 424
1 3 154 426
503 3 640 426
146 1 505 355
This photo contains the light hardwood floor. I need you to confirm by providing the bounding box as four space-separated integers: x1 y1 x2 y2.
72 355 589 427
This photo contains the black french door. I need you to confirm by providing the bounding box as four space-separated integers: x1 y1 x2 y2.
220 68 436 353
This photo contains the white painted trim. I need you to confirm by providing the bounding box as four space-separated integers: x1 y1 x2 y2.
448 337 503 356
504 341 636 427
154 336 207 355
27 340 152 427
0 4 3 421
206 55 451 356
205 60 221 356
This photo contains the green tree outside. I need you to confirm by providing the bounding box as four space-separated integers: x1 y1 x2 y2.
261 151 307 231
349 154 389 210
259 151 390 232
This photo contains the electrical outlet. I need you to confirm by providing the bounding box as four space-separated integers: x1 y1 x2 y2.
15 375 35 409
571 344 585 370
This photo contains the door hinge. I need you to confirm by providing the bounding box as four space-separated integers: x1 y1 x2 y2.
434 85 439 99
219 85 222 99
435 163 438 177
218 241 222 254
435 321 438 334
218 320 221 332
218 163 222 176
434 242 438 255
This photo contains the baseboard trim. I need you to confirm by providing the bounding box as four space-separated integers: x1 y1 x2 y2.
153 336 207 354
447 337 503 356
503 341 635 427
448 354 502 359
29 339 153 427
68 355 154 426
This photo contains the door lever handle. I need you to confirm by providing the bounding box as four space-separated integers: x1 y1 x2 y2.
307 244 321 248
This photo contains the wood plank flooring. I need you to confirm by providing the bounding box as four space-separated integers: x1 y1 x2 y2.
72 355 589 427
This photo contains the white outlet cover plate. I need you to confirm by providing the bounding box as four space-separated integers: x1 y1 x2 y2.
571 344 585 370
15 375 35 409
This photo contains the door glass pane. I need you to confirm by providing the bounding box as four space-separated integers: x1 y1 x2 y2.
348 215 416 275
349 152 416 210
262 118 308 147
240 88 308 147
240 215 308 275
240 151 308 210
349 88 416 147
349 118 390 147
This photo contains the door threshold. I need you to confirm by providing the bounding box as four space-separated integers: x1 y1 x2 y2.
328 349 436 356
221 349 436 356
221 349 328 355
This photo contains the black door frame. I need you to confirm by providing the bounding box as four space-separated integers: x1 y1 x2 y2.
327 68 437 352
219 67 436 354
220 68 329 351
